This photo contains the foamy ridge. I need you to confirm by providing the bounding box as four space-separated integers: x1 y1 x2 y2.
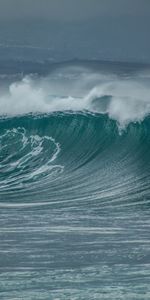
0 67 150 127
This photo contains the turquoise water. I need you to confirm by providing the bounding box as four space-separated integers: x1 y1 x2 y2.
0 61 150 299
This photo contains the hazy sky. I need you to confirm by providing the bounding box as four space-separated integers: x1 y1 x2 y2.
0 0 150 21
0 0 150 63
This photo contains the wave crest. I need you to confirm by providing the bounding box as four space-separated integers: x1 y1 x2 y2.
0 66 150 127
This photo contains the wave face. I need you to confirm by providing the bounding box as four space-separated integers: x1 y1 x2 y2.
0 61 150 299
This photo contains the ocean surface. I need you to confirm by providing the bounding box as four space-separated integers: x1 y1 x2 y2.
0 60 150 299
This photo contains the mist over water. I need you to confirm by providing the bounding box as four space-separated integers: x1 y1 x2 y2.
0 61 150 299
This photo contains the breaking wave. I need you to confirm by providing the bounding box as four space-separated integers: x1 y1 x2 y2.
0 64 150 127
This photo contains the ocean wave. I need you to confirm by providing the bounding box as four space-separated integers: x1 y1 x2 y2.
0 62 150 207
0 61 150 299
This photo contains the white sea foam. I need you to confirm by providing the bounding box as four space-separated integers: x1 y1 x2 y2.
0 127 63 189
86 80 150 127
0 66 150 126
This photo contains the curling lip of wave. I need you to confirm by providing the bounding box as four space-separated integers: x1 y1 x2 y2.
0 68 150 126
